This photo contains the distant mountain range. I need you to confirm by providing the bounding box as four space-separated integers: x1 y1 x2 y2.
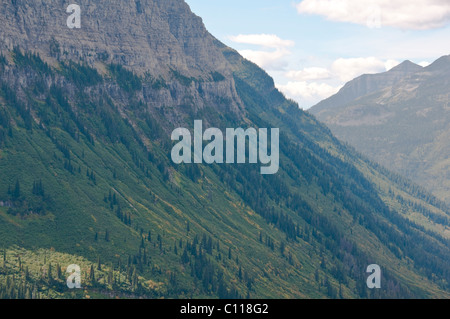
310 55 450 205
0 0 449 299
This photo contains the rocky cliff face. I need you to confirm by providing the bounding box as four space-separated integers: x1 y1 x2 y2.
0 0 243 117
1 0 229 76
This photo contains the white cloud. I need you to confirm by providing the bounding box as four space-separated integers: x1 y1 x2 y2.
385 59 401 71
331 57 400 81
296 0 450 30
238 48 291 70
277 81 341 105
285 67 331 81
277 57 402 108
229 34 295 48
229 34 295 70
418 61 431 67
285 58 400 88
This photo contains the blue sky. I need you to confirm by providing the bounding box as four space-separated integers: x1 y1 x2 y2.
185 0 450 108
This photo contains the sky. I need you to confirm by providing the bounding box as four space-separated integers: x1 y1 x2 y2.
185 0 450 109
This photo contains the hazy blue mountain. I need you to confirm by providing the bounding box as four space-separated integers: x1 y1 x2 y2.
310 55 450 204
312 60 423 117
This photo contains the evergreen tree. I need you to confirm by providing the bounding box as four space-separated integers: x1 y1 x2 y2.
280 241 286 255
56 264 62 280
89 265 95 284
25 266 29 280
12 180 21 199
48 263 53 282
181 248 189 264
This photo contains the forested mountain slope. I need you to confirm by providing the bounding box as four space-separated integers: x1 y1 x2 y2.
0 0 449 299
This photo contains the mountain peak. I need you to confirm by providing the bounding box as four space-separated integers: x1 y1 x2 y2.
389 60 422 73
310 59 423 114
424 54 450 72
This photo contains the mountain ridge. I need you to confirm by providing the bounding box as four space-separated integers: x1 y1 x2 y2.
310 54 450 204
311 60 423 117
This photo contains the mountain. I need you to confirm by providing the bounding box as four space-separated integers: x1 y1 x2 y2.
312 60 423 116
1 0 450 299
310 55 450 205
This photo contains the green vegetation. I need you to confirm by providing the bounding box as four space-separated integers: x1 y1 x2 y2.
0 55 7 69
210 71 225 82
170 68 196 87
0 50 449 299
12 47 51 75
108 63 142 92
144 72 168 90
0 247 165 299
60 61 103 87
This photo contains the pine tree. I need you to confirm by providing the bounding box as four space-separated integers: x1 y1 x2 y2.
48 263 53 282
157 234 162 251
132 267 138 291
280 241 286 255
97 257 102 271
13 180 20 199
108 268 113 286
89 265 95 284
56 264 62 280
181 248 189 264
